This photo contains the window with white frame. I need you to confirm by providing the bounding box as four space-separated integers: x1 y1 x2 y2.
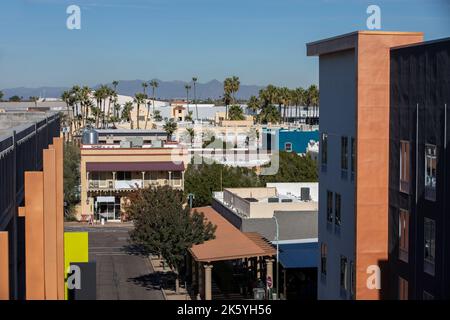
284 142 293 152
425 144 437 201
399 209 409 262
335 193 341 226
400 141 410 193
326 191 333 223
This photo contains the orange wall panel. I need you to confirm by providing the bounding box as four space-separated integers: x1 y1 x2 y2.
43 148 58 300
25 172 45 300
53 138 65 300
0 231 9 300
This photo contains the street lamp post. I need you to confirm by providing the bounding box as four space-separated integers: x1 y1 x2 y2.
273 215 279 300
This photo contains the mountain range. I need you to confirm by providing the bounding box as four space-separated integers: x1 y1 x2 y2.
1 79 265 101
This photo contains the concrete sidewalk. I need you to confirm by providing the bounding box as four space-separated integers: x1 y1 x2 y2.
148 255 192 300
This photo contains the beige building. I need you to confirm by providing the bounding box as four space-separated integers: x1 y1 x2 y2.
219 184 318 219
80 142 189 222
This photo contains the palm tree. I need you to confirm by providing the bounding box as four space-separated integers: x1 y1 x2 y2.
122 101 134 129
228 105 245 120
77 86 91 128
184 84 191 113
93 89 103 128
149 80 159 113
186 127 195 144
134 93 146 129
112 80 119 92
223 78 233 120
146 80 159 129
142 82 148 95
247 96 260 123
279 87 291 123
163 119 177 141
231 76 240 104
192 77 198 121
61 90 71 131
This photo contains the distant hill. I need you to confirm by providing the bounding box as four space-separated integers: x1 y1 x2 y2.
1 79 264 101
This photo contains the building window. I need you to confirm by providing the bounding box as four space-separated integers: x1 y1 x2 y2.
424 218 436 275
399 277 408 300
341 136 348 179
399 209 409 262
117 171 131 181
284 142 293 152
340 256 348 290
321 243 327 276
326 191 333 223
400 141 410 193
351 137 355 178
335 193 341 226
321 133 328 167
423 291 434 300
425 144 437 201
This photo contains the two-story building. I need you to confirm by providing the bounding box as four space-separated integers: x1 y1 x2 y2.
79 130 189 222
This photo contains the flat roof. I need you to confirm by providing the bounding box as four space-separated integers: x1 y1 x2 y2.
306 30 423 56
189 207 276 262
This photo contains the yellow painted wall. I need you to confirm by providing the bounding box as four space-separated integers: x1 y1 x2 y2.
64 232 89 300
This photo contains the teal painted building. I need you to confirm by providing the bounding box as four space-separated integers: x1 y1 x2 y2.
262 128 319 154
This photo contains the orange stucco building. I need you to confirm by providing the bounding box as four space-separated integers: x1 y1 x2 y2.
307 31 423 300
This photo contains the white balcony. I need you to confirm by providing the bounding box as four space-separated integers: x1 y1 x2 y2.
114 180 143 190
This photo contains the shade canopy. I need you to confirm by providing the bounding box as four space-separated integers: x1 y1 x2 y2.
278 242 318 269
189 207 276 263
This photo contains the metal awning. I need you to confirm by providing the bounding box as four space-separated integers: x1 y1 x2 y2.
278 242 318 269
86 161 184 172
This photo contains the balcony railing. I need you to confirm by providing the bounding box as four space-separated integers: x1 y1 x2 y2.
88 179 183 190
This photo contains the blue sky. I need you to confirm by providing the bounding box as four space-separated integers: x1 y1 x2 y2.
0 0 449 89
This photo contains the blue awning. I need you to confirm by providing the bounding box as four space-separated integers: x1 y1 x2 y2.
278 242 318 269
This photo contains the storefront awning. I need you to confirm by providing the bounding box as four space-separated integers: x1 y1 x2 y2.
86 161 184 172
278 242 318 269
190 207 276 262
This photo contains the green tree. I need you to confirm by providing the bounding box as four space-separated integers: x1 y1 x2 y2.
0 90 3 101
260 152 318 184
153 109 162 122
128 186 216 293
247 96 260 117
186 127 195 144
9 95 22 102
134 92 147 129
163 119 177 140
257 104 281 124
184 84 191 113
228 105 245 121
122 101 134 128
192 77 198 121
184 163 261 207
63 142 80 220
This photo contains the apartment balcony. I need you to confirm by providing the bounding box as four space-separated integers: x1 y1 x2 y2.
88 179 183 192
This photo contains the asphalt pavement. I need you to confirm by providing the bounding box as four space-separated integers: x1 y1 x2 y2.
65 223 164 300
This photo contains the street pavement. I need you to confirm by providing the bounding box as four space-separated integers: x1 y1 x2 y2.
65 223 164 300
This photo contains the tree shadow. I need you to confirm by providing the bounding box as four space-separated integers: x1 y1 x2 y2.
128 271 177 291
121 244 148 257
